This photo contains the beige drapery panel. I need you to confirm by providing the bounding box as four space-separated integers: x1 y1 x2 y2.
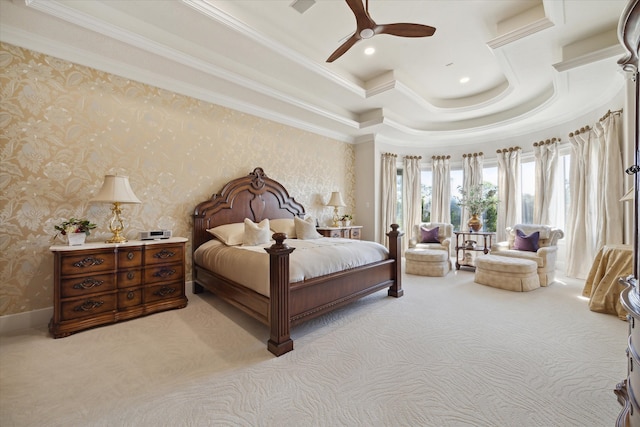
566 127 598 278
380 152 398 246
496 147 521 242
595 111 624 249
403 156 422 251
461 152 484 231
566 111 624 279
533 138 559 225
431 155 451 224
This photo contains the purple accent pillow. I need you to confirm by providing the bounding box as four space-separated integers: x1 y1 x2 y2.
514 229 540 252
420 226 440 243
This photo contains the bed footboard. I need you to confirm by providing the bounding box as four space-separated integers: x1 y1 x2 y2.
264 225 403 356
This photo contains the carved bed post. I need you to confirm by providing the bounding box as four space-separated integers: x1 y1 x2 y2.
264 233 295 356
387 224 404 298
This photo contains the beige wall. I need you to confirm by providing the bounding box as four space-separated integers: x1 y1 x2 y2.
0 43 355 316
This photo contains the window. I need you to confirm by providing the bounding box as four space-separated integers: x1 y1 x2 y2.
521 160 535 223
421 169 432 222
450 169 463 230
396 168 403 228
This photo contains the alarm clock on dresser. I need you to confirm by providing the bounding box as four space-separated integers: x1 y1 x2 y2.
139 230 172 240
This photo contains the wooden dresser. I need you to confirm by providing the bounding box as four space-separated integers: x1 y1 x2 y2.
618 280 640 426
616 2 640 426
49 237 188 338
316 225 362 239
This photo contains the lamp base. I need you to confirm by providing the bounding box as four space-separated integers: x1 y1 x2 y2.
105 235 128 244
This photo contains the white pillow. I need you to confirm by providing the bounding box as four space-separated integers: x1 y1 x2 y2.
206 222 245 246
243 218 271 246
269 218 297 238
294 216 322 240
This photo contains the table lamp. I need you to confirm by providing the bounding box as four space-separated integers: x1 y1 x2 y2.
91 174 141 243
327 191 346 227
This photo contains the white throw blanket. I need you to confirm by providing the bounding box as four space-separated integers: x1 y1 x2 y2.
194 238 389 297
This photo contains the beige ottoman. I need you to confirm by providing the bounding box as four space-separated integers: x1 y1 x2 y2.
474 255 540 291
405 248 451 277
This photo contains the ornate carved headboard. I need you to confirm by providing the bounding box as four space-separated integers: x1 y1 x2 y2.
192 167 306 250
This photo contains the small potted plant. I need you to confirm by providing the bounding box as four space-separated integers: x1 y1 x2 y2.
340 214 353 227
54 218 97 245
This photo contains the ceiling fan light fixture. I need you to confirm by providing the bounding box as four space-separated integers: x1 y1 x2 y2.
360 28 375 39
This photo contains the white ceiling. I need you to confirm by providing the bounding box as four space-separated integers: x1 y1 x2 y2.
0 0 630 150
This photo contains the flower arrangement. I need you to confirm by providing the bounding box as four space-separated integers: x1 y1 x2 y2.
455 184 498 215
54 218 97 238
340 214 353 221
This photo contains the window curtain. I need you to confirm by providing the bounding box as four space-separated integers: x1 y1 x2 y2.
431 155 451 224
403 156 422 251
533 138 559 225
595 111 624 249
496 147 521 242
566 111 624 279
461 152 484 230
566 128 598 279
380 152 398 246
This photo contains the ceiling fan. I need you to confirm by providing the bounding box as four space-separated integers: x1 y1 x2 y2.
326 0 436 63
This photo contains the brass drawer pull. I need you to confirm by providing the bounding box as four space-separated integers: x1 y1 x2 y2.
72 278 104 290
127 271 135 280
127 252 135 260
153 286 176 297
73 300 104 312
153 249 176 260
127 291 135 300
72 257 105 268
153 268 176 279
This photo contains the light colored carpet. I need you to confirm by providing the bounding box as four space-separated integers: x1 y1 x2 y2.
0 266 628 427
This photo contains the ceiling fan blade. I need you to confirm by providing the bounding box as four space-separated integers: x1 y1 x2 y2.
346 0 376 31
326 33 360 63
377 23 436 38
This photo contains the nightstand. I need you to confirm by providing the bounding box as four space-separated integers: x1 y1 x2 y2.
49 237 188 338
316 226 362 240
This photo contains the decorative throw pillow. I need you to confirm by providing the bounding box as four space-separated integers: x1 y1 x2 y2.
269 218 296 239
206 222 245 246
420 226 440 243
243 218 271 246
294 216 322 240
514 229 540 252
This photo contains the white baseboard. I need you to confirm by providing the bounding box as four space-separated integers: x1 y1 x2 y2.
0 281 195 336
0 307 52 336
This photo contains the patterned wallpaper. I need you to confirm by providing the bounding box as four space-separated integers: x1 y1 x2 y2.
0 43 355 316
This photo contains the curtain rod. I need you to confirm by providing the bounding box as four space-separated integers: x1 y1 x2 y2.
599 108 623 122
533 137 561 146
432 155 451 160
462 152 483 157
382 152 397 157
404 155 422 159
496 146 521 153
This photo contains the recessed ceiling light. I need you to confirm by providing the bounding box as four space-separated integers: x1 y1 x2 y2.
459 76 470 84
364 47 375 55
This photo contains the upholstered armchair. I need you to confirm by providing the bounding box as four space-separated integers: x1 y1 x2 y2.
491 224 564 286
409 222 454 253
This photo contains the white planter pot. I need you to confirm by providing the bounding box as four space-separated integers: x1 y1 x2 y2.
67 233 86 246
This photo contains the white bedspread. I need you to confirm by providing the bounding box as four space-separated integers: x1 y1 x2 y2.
194 238 389 297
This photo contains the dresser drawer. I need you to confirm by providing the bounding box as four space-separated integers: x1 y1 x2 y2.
350 228 361 239
59 251 115 276
60 273 116 298
60 293 116 320
117 268 143 288
144 263 184 285
118 287 143 309
145 282 184 303
145 244 184 266
118 247 143 269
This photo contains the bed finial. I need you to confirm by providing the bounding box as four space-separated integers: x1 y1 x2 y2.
250 167 267 190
